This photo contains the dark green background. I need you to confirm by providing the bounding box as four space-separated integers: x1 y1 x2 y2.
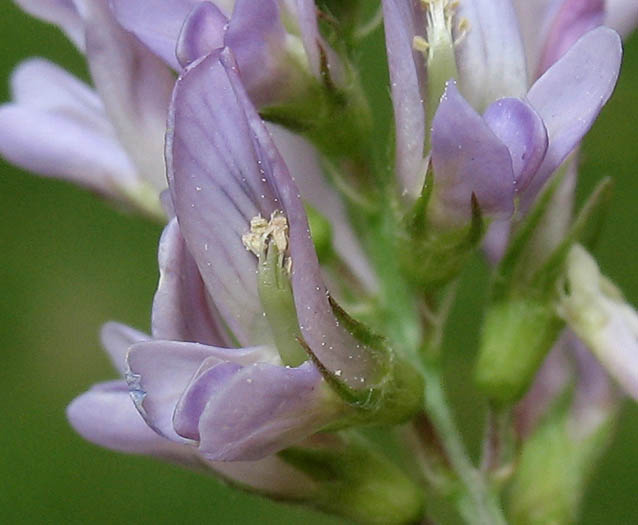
1 3 636 523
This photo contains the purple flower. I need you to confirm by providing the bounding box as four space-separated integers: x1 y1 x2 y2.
2 0 175 218
67 322 321 498
383 0 621 228
69 47 408 464
514 0 637 79
109 0 344 106
165 47 380 387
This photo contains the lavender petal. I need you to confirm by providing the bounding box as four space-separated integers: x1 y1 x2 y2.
167 51 276 346
67 380 196 463
100 321 150 375
216 50 381 386
126 340 275 441
109 0 201 69
224 0 288 106
176 2 228 68
605 0 638 39
195 362 337 460
454 0 528 110
169 49 380 385
173 360 243 440
0 60 136 195
483 97 548 193
76 0 175 193
152 219 233 347
431 81 515 223
524 27 622 205
382 0 427 197
536 0 605 75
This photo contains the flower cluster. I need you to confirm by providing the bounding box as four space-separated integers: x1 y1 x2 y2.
3 0 638 523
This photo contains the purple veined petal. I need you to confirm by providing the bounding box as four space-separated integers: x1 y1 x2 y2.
152 218 234 347
75 0 175 193
109 0 201 70
126 340 276 441
523 27 622 206
10 58 102 115
152 219 232 347
195 361 338 460
100 321 150 375
224 0 288 106
483 98 548 193
454 0 528 110
215 49 381 387
605 0 638 39
267 124 378 293
176 2 228 68
173 360 243 440
511 0 559 78
126 341 221 441
204 453 317 497
66 380 199 465
0 88 137 196
15 0 84 49
536 0 605 76
292 0 344 85
382 0 427 197
160 189 176 218
167 51 278 346
68 380 317 495
431 81 515 224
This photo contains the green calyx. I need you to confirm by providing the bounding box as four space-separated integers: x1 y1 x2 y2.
399 180 485 291
259 49 372 169
300 296 424 426
279 433 425 525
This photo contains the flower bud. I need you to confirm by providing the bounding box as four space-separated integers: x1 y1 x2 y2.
557 244 638 399
475 297 562 404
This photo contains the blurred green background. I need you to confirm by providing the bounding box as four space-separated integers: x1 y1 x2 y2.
1 3 637 523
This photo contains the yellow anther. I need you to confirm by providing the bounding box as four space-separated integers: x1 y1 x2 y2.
242 210 289 257
412 35 430 54
455 17 471 45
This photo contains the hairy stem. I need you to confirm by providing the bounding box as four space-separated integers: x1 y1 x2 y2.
420 360 508 525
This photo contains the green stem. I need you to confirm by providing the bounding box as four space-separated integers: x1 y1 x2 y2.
420 360 508 525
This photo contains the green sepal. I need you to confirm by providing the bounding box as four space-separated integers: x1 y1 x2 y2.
399 192 485 291
278 432 425 525
299 296 424 425
474 297 563 404
315 0 370 49
259 47 372 168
